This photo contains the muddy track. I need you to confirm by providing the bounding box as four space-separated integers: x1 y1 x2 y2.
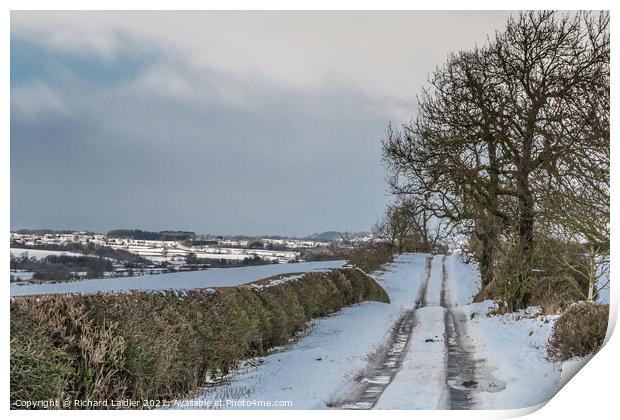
440 256 478 410
331 256 433 409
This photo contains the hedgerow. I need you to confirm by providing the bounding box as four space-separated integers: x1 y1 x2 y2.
10 268 389 409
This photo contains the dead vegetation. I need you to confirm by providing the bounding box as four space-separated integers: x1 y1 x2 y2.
10 267 389 409
346 242 394 274
547 301 609 362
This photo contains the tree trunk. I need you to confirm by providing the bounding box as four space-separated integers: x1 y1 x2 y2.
587 246 597 301
481 139 499 288
516 170 535 308
479 233 495 287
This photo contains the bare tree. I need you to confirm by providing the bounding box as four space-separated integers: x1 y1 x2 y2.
373 197 435 254
382 11 609 309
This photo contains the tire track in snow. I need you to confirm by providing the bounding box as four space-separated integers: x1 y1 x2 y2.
331 256 433 410
440 255 478 409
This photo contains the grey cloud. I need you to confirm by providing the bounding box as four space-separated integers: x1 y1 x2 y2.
11 65 391 235
11 11 514 235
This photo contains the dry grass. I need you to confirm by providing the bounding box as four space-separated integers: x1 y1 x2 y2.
346 242 394 273
528 275 585 314
547 301 609 361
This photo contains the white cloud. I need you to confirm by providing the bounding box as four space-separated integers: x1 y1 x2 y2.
11 81 72 121
129 64 195 100
11 11 513 121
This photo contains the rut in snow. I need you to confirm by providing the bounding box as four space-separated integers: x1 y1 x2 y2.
440 255 478 409
331 256 433 410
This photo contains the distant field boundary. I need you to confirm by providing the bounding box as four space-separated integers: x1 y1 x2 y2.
10 267 389 409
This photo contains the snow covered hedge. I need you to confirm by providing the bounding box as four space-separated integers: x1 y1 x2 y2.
10 268 389 409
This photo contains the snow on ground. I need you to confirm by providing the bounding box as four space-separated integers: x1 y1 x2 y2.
446 254 481 306
249 274 304 290
444 252 562 410
170 253 568 410
375 255 447 409
173 253 429 410
424 255 443 306
9 260 346 297
596 267 610 304
380 254 562 410
374 306 448 409
559 355 593 390
10 248 83 259
463 303 560 409
10 271 35 281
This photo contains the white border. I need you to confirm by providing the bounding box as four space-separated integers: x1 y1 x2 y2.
3 2 618 419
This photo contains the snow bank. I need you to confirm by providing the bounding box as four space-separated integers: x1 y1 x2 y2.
446 254 480 305
460 301 561 409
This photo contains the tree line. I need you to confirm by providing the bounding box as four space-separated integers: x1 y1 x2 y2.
107 229 196 241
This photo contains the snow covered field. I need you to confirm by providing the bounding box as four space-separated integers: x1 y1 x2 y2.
596 268 610 304
10 232 316 264
9 260 345 297
9 271 35 281
10 247 83 259
173 253 570 410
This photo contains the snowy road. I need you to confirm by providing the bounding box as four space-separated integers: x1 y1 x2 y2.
341 254 489 409
335 256 433 409
174 253 561 410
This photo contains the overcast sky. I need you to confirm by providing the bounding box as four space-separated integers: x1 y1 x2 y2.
11 11 512 236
